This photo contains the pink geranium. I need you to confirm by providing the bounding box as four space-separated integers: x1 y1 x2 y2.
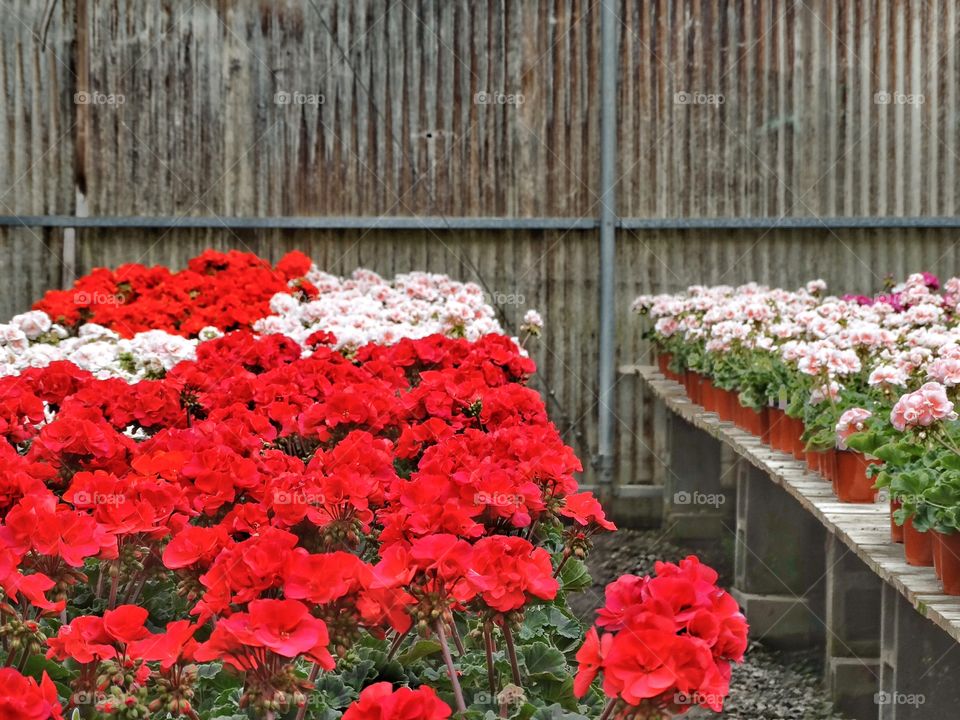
928 357 960 387
890 382 958 431
836 408 872 449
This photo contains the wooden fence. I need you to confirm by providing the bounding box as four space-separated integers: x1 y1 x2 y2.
2 1 960 511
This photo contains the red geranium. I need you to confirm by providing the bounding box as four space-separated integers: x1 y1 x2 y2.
342 682 451 720
0 669 63 720
575 557 748 715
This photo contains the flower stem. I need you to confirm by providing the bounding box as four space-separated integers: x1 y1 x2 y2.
597 698 618 720
449 619 466 656
294 664 321 720
483 625 497 698
501 622 522 686
107 565 120 610
386 628 410 661
435 620 467 714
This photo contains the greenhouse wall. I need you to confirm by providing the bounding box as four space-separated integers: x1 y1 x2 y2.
3 0 960 508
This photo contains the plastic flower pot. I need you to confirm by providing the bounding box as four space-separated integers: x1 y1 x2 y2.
683 371 702 404
729 399 742 428
903 517 934 566
938 532 960 595
790 418 807 461
699 378 715 412
933 530 945 580
821 449 838 484
833 451 877 503
768 407 786 451
657 353 671 376
740 406 764 436
890 499 904 543
716 389 736 422
759 407 771 445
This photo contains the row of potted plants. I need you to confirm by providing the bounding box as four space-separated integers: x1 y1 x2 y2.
637 273 960 596
659 358 881 504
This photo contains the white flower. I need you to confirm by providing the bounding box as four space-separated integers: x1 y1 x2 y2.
10 310 52 339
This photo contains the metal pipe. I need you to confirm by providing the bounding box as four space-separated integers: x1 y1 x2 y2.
0 215 597 231
619 215 960 230
596 0 618 490
5 214 960 231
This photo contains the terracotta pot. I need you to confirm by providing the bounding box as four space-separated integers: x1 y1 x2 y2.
700 378 717 412
716 389 736 422
821 449 838 484
657 353 671 376
833 451 877 503
903 517 934 566
740 406 765 436
805 450 820 472
891 499 904 543
730 400 744 430
788 417 806 460
938 532 960 594
933 530 945 580
768 407 786 451
685 371 703 404
759 407 771 444
692 373 703 404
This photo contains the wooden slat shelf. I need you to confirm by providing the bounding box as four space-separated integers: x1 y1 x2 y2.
629 364 960 645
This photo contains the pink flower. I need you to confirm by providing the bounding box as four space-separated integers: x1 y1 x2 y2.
835 408 872 449
928 357 960 387
890 382 957 432
868 365 907 388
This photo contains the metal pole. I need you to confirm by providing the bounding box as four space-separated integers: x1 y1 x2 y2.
596 0 618 491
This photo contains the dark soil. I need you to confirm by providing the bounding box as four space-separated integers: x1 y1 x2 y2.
576 529 851 720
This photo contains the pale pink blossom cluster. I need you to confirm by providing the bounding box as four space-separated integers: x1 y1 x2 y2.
835 408 873 449
890 382 957 432
635 273 960 442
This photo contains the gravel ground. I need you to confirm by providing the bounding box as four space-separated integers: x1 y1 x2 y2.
575 529 851 720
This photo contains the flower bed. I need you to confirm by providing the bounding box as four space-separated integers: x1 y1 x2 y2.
635 272 960 595
4 251 505 380
0 252 746 720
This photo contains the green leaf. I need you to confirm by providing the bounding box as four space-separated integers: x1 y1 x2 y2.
530 704 590 720
197 662 223 679
874 442 911 465
843 430 883 455
339 658 377 689
396 639 442 665
21 654 73 682
521 642 568 681
558 558 591 593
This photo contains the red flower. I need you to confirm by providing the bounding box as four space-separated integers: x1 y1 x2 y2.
194 599 334 671
0 669 63 720
575 557 746 712
103 605 151 644
2 571 65 614
283 550 369 605
467 536 558 612
1 493 116 568
128 620 199 669
247 599 333 664
559 491 617 531
162 525 230 570
573 626 613 698
46 616 116 664
342 682 451 720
